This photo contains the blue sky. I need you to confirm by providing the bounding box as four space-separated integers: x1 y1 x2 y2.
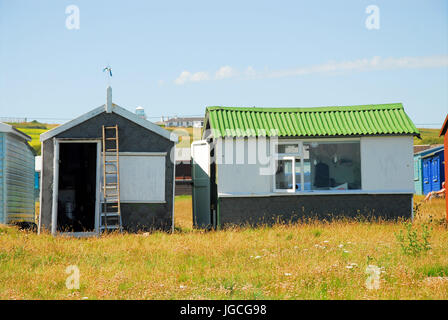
0 0 447 126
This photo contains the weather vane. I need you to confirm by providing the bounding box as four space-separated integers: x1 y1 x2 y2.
103 65 112 86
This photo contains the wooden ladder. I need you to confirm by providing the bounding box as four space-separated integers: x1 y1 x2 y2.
101 125 123 233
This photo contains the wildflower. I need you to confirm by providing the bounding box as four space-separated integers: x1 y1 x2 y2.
343 250 350 253
254 255 261 259
81 297 88 300
346 265 353 269
323 240 329 244
338 244 344 248
180 285 186 289
284 273 292 276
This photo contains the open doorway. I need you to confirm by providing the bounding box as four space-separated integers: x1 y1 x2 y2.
57 142 98 232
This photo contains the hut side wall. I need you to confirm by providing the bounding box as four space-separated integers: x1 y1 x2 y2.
5 134 35 224
218 194 413 227
40 112 175 232
0 133 4 224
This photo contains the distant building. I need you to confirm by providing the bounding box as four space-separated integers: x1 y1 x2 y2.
160 116 203 128
135 106 147 120
174 148 192 195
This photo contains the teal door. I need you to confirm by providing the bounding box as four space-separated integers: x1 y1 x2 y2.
191 141 211 228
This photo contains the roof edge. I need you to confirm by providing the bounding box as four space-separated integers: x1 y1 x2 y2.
0 122 32 141
40 104 178 143
206 103 404 113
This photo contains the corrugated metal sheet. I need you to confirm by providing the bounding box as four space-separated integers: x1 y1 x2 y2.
205 103 420 138
5 134 35 223
0 133 4 223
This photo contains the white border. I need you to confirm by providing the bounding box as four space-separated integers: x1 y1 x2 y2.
51 139 101 236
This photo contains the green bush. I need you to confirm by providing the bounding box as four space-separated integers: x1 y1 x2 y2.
395 223 431 256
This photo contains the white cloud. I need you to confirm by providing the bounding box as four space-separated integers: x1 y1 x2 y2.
173 55 448 84
174 71 210 85
264 55 448 78
215 66 237 79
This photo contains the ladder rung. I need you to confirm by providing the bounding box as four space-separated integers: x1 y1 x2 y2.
105 126 117 129
105 160 118 162
100 225 121 230
105 171 117 175
106 137 117 140
101 212 120 217
106 149 118 152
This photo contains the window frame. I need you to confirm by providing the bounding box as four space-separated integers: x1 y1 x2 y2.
273 155 296 193
273 138 361 193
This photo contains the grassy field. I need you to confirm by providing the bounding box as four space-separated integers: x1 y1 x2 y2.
414 128 444 145
7 122 58 155
0 195 447 300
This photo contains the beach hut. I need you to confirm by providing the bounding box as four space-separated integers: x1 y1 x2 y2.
0 122 35 225
192 103 419 228
39 87 178 235
439 114 448 222
414 146 444 195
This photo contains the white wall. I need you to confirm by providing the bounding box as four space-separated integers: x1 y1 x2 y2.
360 136 414 192
215 136 414 195
216 137 273 194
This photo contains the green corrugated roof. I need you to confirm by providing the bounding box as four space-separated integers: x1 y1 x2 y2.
205 103 420 138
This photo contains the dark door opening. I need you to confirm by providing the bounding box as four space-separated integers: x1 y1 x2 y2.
57 143 97 232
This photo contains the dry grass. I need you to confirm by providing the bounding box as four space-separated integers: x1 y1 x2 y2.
0 196 447 300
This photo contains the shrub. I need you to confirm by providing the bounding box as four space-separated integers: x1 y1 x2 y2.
395 223 431 256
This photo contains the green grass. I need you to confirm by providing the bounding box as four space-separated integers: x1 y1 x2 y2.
414 128 444 146
0 195 447 300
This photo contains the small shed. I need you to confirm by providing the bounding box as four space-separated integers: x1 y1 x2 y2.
192 103 419 228
439 114 448 222
0 122 35 225
39 87 178 235
413 146 444 195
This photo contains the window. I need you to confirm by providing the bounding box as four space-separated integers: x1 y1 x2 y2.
274 140 361 192
118 153 166 202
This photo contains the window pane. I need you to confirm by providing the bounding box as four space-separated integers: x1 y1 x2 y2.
303 142 361 190
277 144 299 154
275 159 293 190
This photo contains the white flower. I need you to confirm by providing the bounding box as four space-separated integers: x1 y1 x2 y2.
338 244 344 248
346 265 353 269
343 250 350 253
180 285 186 289
81 297 89 300
284 273 292 276
323 240 329 244
254 255 262 259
